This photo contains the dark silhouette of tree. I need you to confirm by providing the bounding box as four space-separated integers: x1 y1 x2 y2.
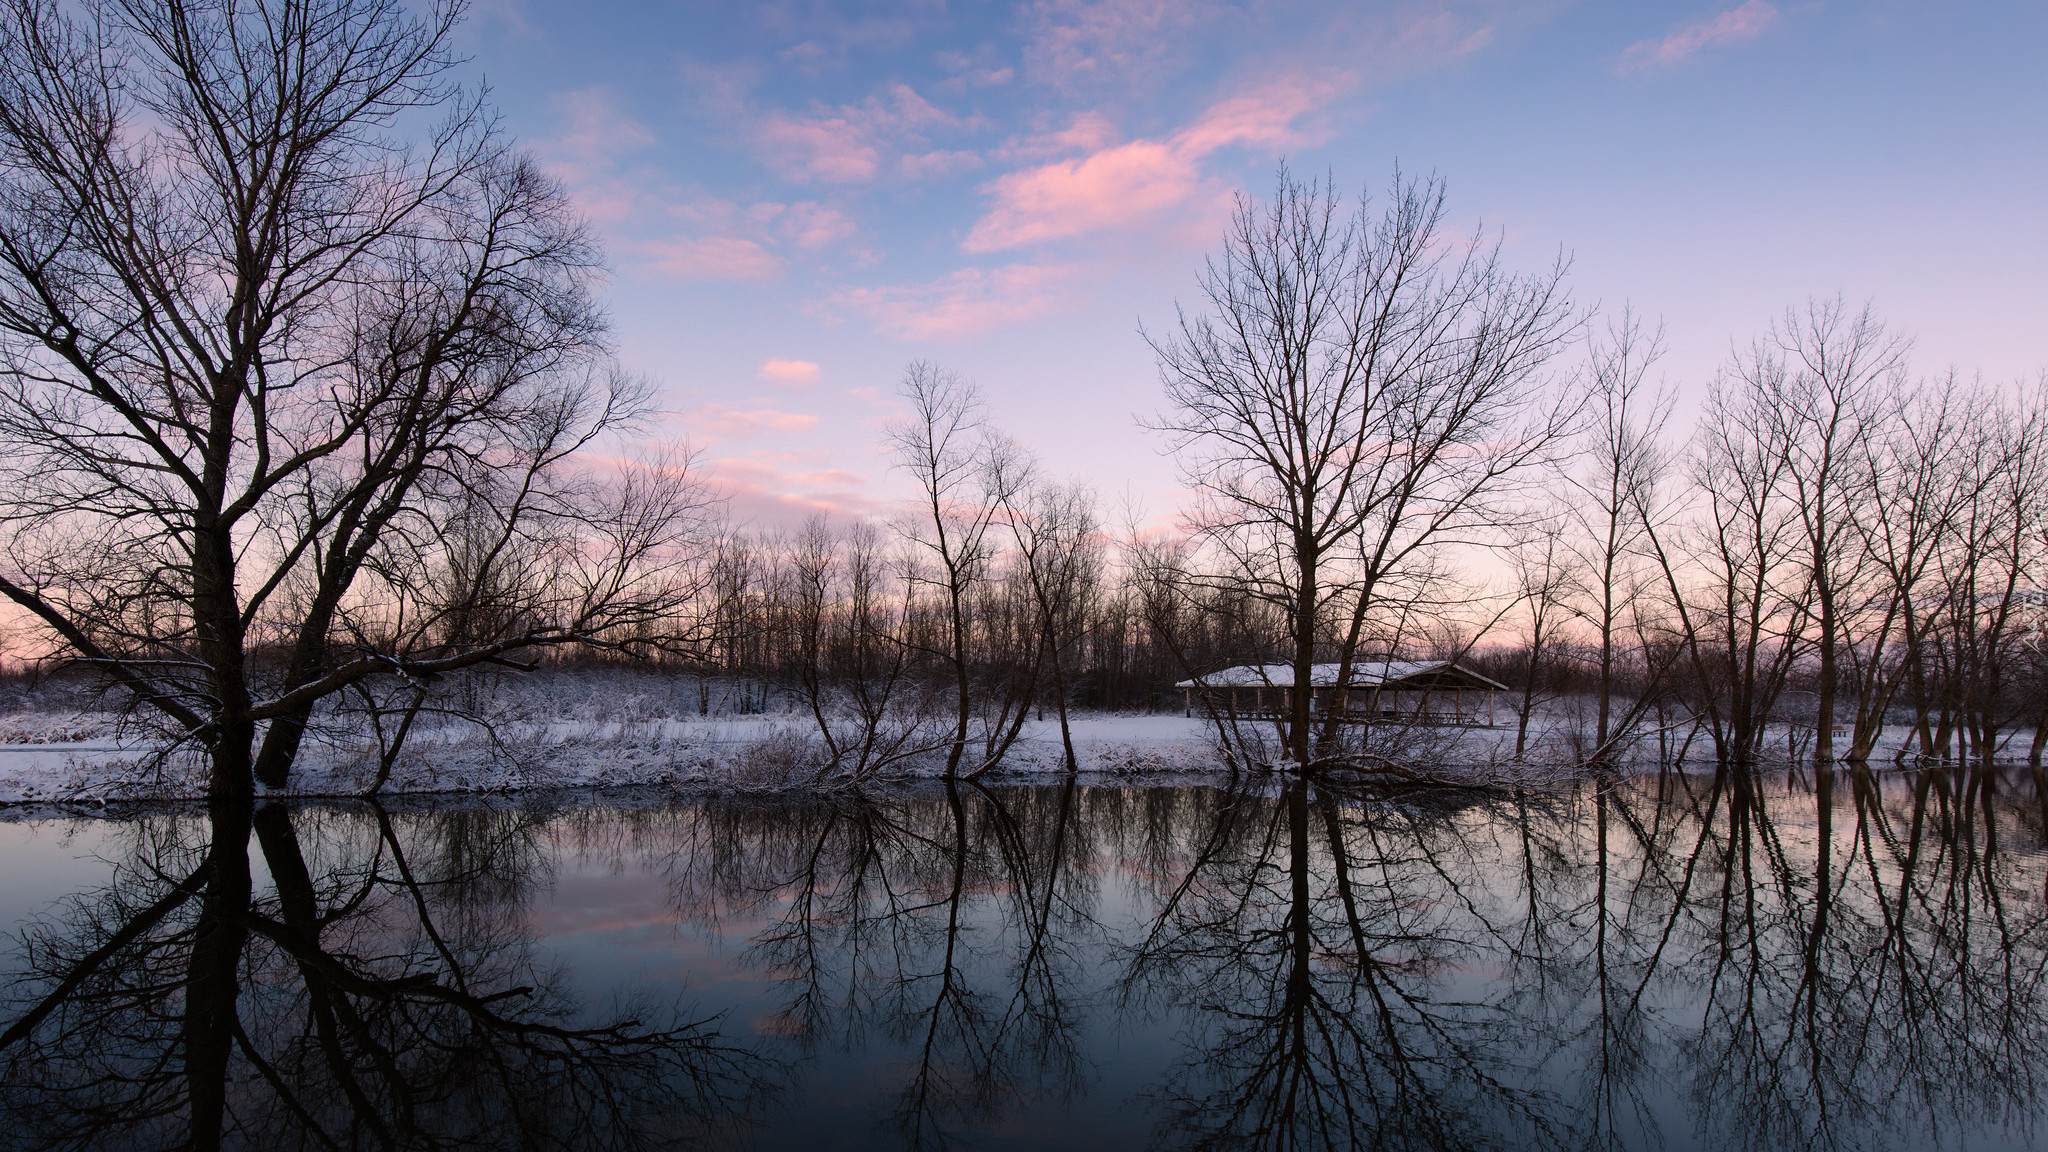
0 0 714 799
0 799 762 1151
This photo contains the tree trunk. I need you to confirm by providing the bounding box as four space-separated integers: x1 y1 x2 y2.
945 571 971 777
182 796 253 1151
1815 576 1837 765
1291 543 1318 765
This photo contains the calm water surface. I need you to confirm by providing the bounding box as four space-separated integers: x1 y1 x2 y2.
1 768 2043 1151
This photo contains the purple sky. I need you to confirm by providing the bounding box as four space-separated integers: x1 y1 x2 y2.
458 1 2048 529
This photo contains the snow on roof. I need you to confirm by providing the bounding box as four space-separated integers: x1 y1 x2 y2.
1175 661 1507 691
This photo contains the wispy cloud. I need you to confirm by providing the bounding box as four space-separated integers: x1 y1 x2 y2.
966 139 1193 252
540 87 660 225
703 451 886 527
933 47 1016 94
643 235 782 281
963 73 1345 253
1020 0 1220 93
1618 1 1779 74
540 87 866 280
752 201 858 250
756 83 969 183
900 149 984 180
684 403 821 440
829 262 1082 339
758 358 821 384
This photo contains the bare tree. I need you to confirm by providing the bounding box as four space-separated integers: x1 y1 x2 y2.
0 0 714 798
888 362 999 777
1507 521 1573 759
1148 167 1577 764
1840 378 1975 763
1946 387 2047 769
817 518 935 782
1647 364 1812 764
1757 299 1908 763
1564 308 1674 757
991 447 1103 771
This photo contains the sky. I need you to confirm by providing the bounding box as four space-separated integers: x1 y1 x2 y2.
455 1 2048 530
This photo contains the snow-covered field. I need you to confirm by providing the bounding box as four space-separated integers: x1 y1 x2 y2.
0 670 2033 805
0 709 1237 804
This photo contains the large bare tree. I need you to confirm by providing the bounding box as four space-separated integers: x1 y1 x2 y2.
0 0 711 798
1149 168 1577 764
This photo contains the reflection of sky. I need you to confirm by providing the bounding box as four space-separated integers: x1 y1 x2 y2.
4 780 2047 1151
454 2 2048 531
529 829 1177 1150
0 818 129 933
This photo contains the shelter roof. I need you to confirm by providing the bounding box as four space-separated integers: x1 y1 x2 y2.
1175 661 1507 692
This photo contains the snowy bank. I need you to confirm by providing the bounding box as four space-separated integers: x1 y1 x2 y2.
0 712 1237 804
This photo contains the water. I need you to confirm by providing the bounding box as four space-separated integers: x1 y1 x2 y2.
0 768 2043 1151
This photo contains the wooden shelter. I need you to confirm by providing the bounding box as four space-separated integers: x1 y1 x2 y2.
1176 660 1507 727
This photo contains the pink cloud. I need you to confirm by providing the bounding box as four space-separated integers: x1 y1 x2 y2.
758 359 821 384
787 203 857 248
900 149 984 180
933 48 1016 94
1021 0 1218 92
758 113 882 181
747 200 858 249
686 403 820 439
756 83 960 183
991 112 1123 166
782 467 867 487
551 88 655 162
615 197 859 281
540 88 662 225
1045 111 1121 154
965 140 1194 253
701 452 886 528
540 98 860 278
830 262 1082 340
1174 74 1337 154
643 236 782 281
964 74 1345 253
1618 1 1779 74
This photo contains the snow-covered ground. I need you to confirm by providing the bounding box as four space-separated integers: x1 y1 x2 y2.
0 673 2034 805
0 711 1243 804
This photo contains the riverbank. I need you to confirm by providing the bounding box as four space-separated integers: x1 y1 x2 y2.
1 689 2034 804
0 712 1237 804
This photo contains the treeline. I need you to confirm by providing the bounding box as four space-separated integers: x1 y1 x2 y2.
1496 306 2048 769
1113 169 2048 771
652 171 2047 776
609 262 2048 778
616 365 1305 780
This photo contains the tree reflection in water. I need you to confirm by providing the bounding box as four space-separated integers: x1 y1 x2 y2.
0 799 763 1151
640 777 1100 1149
4 765 2047 1151
1121 777 1567 1151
